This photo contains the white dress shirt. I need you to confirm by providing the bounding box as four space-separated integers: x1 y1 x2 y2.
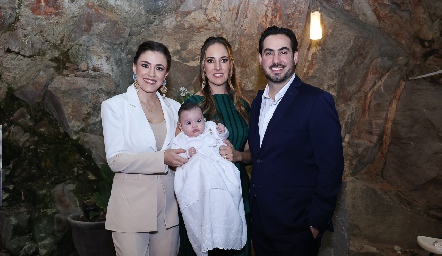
258 74 296 147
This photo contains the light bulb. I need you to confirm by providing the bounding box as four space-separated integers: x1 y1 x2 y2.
310 11 322 40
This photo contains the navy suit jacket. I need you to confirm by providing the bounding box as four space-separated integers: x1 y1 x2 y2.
249 75 344 235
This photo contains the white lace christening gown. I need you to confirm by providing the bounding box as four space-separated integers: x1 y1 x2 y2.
172 121 247 256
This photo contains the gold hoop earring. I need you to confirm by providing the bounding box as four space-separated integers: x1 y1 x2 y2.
160 83 168 96
201 74 207 89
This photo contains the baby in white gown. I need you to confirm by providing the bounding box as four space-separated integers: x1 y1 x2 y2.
172 102 247 256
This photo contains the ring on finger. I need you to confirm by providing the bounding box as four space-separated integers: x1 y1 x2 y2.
223 154 227 159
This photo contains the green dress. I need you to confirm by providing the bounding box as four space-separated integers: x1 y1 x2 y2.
179 94 251 256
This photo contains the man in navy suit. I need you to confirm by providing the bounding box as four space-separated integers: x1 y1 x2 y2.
248 26 344 256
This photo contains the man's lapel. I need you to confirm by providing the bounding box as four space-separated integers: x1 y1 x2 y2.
261 77 301 148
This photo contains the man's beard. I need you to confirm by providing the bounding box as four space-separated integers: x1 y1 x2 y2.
263 63 295 84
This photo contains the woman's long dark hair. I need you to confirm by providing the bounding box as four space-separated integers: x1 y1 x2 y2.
199 37 249 124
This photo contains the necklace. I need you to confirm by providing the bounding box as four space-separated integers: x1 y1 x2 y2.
140 102 156 113
137 90 158 113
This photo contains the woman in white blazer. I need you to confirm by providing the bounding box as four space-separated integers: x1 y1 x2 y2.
101 41 188 256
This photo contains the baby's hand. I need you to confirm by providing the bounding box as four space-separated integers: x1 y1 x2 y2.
216 123 226 134
188 147 197 157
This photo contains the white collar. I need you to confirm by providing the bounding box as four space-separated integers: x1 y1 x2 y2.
262 74 296 103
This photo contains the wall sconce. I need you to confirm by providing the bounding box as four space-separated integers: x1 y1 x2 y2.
310 11 322 40
310 0 322 40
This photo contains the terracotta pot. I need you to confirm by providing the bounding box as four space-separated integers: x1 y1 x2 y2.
67 213 116 256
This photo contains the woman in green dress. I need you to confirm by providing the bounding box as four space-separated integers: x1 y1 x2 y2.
179 36 252 256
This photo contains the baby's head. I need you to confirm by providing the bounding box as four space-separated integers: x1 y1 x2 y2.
178 102 206 137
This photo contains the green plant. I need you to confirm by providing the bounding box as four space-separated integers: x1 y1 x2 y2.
82 164 114 221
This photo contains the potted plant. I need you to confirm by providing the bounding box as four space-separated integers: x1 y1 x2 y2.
67 164 116 256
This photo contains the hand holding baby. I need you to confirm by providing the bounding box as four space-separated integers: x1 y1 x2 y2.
216 123 226 134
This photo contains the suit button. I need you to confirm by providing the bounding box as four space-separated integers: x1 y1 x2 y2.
257 159 262 163
252 184 255 188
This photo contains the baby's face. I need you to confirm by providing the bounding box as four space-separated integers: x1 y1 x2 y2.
179 108 206 137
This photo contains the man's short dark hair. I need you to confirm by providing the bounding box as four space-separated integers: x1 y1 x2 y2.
258 25 298 54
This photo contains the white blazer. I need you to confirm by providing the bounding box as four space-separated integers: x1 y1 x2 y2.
101 84 181 232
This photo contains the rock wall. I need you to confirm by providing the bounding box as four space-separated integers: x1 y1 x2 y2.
0 0 441 255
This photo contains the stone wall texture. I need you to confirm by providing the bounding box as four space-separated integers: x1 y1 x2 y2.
0 0 441 255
